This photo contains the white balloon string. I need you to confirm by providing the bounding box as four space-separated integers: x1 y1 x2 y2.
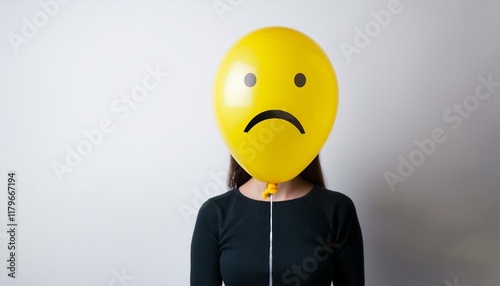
269 194 273 286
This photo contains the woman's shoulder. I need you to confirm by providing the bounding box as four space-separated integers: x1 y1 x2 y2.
305 186 361 232
308 185 358 212
312 185 355 201
198 189 240 213
195 189 246 228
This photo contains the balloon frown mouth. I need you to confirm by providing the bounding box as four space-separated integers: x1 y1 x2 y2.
244 109 305 134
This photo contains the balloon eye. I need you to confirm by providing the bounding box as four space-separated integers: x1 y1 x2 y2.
244 73 256 87
294 73 306 88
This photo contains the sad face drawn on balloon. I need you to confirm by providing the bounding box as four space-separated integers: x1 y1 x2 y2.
213 27 339 183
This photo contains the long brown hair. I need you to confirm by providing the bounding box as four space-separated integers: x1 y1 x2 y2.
227 155 325 189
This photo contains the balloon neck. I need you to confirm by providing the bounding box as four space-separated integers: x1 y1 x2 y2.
262 183 279 200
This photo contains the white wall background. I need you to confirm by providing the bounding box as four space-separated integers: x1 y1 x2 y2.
0 0 499 285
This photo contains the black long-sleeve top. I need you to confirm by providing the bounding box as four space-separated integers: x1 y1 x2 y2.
191 185 364 286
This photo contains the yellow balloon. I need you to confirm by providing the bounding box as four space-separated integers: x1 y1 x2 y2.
213 26 338 183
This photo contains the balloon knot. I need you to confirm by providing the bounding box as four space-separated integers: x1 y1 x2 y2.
262 183 279 199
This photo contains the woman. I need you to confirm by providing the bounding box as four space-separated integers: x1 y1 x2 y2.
191 155 364 285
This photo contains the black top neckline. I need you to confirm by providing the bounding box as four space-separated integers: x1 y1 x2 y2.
234 185 318 204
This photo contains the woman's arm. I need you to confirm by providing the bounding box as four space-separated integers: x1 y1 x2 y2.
191 202 223 286
331 196 365 286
